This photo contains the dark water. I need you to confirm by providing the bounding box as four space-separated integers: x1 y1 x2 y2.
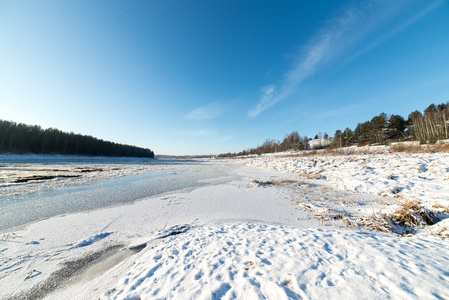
0 159 240 231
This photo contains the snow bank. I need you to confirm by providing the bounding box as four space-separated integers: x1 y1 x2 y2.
102 224 449 299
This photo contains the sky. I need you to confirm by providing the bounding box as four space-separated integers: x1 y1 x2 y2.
1 0 448 155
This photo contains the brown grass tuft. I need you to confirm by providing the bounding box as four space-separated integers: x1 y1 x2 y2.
389 143 421 153
389 142 449 154
285 279 293 288
391 201 439 227
390 186 401 194
252 179 302 186
358 214 391 233
297 172 325 180
432 204 449 214
334 212 345 220
386 173 396 180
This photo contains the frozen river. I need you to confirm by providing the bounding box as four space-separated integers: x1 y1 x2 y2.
0 155 241 231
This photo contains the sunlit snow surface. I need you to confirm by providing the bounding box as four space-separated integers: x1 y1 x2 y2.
242 151 449 204
102 224 449 300
1 153 448 299
0 155 240 230
242 151 449 233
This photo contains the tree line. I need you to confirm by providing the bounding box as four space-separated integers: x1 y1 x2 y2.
218 101 448 157
332 102 448 148
0 120 155 158
409 103 449 143
244 131 310 156
218 131 312 157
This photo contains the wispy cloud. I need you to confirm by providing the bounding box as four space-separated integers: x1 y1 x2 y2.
345 0 445 66
184 102 225 120
248 84 276 118
248 6 361 117
248 0 441 118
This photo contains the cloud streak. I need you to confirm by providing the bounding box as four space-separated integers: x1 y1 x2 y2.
248 85 276 118
184 102 225 120
248 6 361 117
248 0 440 118
345 0 445 67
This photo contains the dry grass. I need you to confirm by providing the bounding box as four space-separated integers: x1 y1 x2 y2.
427 225 449 239
215 156 248 160
279 147 386 158
298 172 325 180
386 173 396 180
358 211 392 233
435 227 449 238
390 186 401 194
334 212 345 220
285 279 294 289
309 209 354 228
278 150 318 158
432 204 449 214
251 179 303 186
307 198 445 235
376 199 393 206
355 201 447 235
389 143 421 153
390 201 439 227
389 142 449 154
1 232 18 241
360 220 391 233
251 161 449 236
216 140 448 160
416 165 426 172
339 196 358 205
424 143 449 153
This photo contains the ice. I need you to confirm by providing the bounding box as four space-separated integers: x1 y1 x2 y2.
0 156 242 230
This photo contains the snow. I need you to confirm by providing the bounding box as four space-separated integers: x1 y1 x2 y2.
102 224 449 300
1 152 448 299
308 138 332 149
242 151 449 235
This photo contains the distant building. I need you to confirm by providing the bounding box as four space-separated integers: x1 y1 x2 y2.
308 138 332 150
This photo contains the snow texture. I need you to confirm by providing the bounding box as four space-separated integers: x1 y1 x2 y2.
102 224 449 300
1 151 448 299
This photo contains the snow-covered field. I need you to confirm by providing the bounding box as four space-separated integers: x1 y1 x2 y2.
242 151 449 236
1 152 448 299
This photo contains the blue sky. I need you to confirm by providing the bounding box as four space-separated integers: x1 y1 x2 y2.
1 0 448 155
